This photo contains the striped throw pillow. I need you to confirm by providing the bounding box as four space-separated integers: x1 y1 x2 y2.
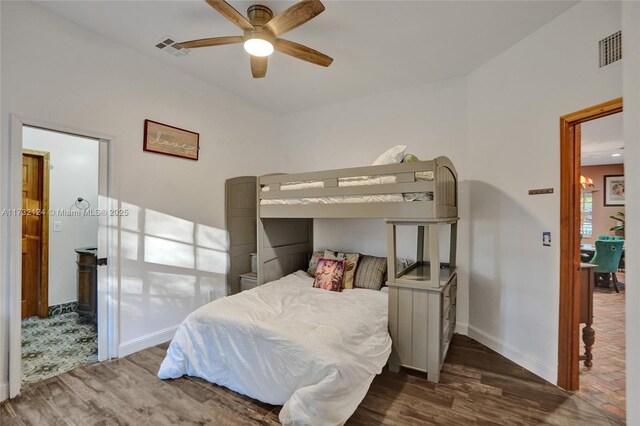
354 255 387 291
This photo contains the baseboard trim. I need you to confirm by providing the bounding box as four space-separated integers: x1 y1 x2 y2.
118 326 177 358
455 322 469 335
467 324 557 384
0 382 8 402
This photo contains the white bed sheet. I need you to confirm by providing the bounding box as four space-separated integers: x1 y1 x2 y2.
261 171 434 193
158 271 392 426
260 192 432 205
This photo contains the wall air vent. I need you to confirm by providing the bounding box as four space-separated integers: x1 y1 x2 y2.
599 30 622 68
155 36 190 57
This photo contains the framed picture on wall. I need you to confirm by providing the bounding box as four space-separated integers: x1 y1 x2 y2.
604 175 625 206
144 119 199 160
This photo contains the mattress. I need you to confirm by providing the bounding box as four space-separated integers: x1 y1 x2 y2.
157 271 392 426
261 192 431 205
261 171 434 192
261 172 434 205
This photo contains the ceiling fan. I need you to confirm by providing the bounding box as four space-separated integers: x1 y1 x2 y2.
178 0 333 78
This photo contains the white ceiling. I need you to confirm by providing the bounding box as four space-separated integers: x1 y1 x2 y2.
35 0 578 114
581 113 624 166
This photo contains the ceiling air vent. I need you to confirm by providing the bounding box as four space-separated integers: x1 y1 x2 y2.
599 30 622 68
155 36 190 57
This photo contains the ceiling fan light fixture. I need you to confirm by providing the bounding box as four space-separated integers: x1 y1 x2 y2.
244 38 274 57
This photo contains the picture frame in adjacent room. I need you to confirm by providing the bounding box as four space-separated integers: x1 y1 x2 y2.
143 119 199 160
604 174 625 206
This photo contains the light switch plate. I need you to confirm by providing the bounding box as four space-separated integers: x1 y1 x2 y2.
543 231 551 246
53 221 62 232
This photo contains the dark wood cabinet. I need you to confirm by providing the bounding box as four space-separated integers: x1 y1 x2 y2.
75 247 97 322
579 263 597 367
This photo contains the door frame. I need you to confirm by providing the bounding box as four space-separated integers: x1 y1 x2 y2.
22 149 51 318
558 98 623 391
7 115 121 398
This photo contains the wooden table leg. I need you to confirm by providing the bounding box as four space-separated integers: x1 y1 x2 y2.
582 324 595 367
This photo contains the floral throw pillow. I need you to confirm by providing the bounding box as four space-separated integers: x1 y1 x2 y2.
323 250 359 289
313 258 346 292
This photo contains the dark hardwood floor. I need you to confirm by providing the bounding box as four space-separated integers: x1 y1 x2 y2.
1 335 622 425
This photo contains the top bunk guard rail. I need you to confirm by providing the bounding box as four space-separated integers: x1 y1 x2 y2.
258 156 458 220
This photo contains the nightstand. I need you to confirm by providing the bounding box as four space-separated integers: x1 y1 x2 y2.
239 272 258 292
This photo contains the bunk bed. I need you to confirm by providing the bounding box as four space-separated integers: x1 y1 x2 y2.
258 156 457 219
160 156 458 425
256 155 458 384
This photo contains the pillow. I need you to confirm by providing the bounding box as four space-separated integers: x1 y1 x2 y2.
395 257 415 272
372 145 407 166
402 154 420 163
313 258 346 292
307 250 325 277
354 255 387 291
323 250 359 289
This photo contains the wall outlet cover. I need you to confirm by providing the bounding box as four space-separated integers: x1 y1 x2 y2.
53 221 62 232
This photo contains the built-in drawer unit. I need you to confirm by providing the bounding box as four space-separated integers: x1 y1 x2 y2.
386 219 458 383
388 273 457 383
239 272 258 292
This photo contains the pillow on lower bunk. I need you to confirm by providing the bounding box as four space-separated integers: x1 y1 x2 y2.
372 145 407 166
313 258 346 292
323 250 359 289
307 250 325 277
354 255 387 291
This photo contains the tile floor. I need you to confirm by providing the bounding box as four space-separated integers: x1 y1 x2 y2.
576 273 626 422
21 312 97 384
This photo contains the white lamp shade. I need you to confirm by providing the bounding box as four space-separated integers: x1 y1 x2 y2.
244 38 274 57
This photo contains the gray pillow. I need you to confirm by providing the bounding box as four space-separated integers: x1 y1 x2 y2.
354 255 387 291
307 250 325 277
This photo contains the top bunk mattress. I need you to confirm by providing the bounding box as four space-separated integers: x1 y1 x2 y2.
261 171 434 205
262 171 434 192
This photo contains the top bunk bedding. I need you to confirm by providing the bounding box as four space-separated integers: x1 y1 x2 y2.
258 156 457 220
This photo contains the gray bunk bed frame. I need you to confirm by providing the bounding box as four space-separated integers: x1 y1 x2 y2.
255 156 458 382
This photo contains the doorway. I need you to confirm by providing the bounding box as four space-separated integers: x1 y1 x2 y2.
7 116 120 398
578 112 626 420
20 127 101 384
558 98 624 410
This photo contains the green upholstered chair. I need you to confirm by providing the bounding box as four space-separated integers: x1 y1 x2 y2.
589 240 624 293
598 235 624 241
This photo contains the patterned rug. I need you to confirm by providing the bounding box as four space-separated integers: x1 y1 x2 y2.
21 312 97 384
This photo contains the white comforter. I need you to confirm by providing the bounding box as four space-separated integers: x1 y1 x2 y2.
158 271 392 425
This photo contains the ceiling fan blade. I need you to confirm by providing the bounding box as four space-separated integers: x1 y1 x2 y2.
251 55 268 78
275 39 333 67
205 0 254 31
264 0 325 37
178 36 244 49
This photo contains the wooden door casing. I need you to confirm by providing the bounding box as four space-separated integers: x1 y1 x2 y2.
558 98 622 390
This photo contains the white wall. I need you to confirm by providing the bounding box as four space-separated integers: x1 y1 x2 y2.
23 127 99 307
467 1 622 382
622 2 640 424
0 0 283 394
280 77 471 332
